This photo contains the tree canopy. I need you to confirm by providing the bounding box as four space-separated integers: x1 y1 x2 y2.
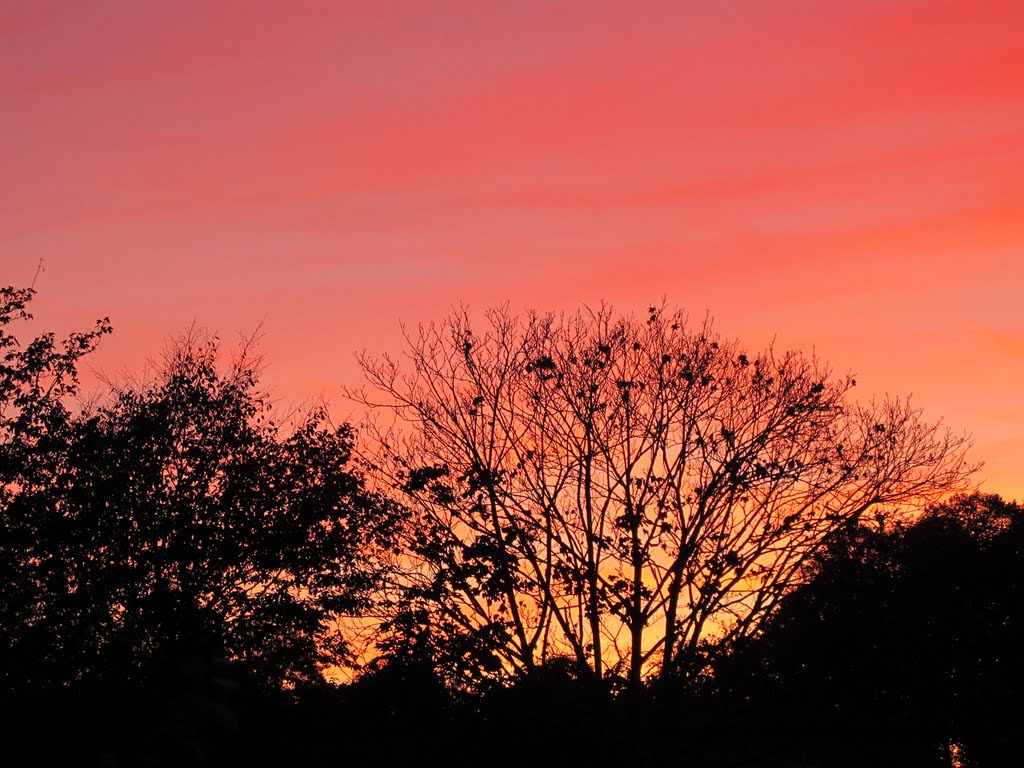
351 302 977 690
0 289 401 699
712 492 1024 767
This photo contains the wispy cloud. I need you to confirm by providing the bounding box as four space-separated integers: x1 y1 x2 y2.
967 322 1024 361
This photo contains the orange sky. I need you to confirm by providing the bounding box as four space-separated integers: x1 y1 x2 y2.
3 0 1023 499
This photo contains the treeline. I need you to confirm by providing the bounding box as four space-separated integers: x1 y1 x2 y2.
1 286 1016 767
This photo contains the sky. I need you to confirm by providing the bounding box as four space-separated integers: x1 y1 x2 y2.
3 0 1023 500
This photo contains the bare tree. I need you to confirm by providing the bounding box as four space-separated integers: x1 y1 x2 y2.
349 303 976 691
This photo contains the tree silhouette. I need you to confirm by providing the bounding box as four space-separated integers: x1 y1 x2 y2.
713 492 1024 767
1 289 401 708
0 285 112 697
350 302 976 691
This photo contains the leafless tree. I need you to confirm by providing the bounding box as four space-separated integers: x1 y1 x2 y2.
348 303 977 691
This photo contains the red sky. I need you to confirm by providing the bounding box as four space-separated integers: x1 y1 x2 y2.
3 0 1023 499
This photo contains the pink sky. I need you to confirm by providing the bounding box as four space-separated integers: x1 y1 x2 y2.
3 0 1023 499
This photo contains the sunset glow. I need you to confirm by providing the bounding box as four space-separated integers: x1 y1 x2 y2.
4 0 1023 498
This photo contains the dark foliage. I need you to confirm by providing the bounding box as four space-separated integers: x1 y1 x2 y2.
709 493 1024 767
0 288 401 763
2 286 1018 767
1 286 113 694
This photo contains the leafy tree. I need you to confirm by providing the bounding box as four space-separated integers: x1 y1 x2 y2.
714 492 1024 767
0 289 401 701
74 332 399 691
0 285 112 696
350 302 976 691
